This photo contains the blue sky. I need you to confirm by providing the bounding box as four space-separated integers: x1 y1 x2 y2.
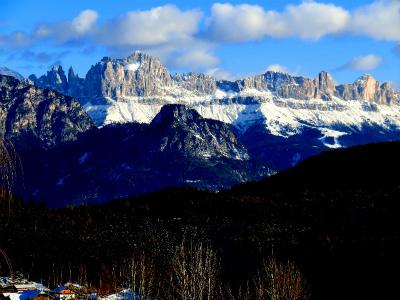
0 0 399 86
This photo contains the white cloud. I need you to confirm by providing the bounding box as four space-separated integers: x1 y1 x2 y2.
173 49 219 69
206 2 349 42
94 5 217 71
206 3 277 42
72 10 98 35
265 64 289 73
342 54 383 71
0 6 214 71
1 2 399 50
9 31 31 47
283 2 349 39
206 68 236 81
97 5 201 47
207 1 400 43
33 9 98 43
350 1 400 41
0 2 398 75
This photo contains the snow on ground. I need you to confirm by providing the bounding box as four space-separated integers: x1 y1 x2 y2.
1 277 49 300
3 290 40 300
103 289 136 300
0 278 139 300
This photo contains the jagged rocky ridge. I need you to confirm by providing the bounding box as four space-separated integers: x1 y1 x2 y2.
30 51 398 105
0 75 94 147
29 52 400 141
16 104 270 206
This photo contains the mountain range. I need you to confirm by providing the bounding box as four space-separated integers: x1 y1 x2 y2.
27 52 400 168
27 51 399 126
1 51 400 205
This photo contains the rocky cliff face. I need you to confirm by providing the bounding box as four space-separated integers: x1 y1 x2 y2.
173 73 217 95
317 71 336 97
236 70 339 100
0 74 94 146
29 52 398 107
84 51 173 98
232 70 397 104
29 65 69 95
67 67 85 98
149 104 248 160
335 75 397 104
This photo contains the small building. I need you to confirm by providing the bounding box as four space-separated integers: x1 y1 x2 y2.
52 286 75 300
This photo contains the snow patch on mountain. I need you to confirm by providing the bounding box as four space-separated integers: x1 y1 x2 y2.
83 90 400 141
124 62 140 72
318 128 348 148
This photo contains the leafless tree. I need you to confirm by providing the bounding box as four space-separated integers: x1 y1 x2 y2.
254 258 309 300
223 282 252 300
0 248 13 277
112 253 158 298
128 253 157 299
0 138 18 211
170 241 220 300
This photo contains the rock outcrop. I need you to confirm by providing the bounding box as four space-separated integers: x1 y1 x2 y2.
335 74 397 104
149 104 248 160
0 74 94 146
173 73 217 95
67 67 85 98
84 51 173 98
29 65 69 95
232 70 397 104
235 71 335 100
316 71 336 98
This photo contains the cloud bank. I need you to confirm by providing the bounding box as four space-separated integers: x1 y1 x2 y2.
1 1 399 71
206 2 350 42
341 54 383 71
265 64 290 74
